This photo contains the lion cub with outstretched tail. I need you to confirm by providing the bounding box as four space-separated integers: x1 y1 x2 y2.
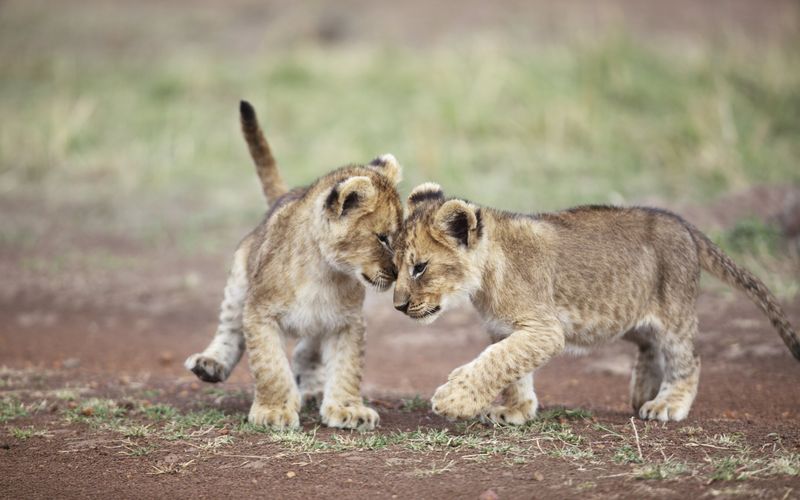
185 101 403 430
392 183 799 424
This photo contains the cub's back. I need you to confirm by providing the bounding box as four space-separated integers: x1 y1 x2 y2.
537 206 700 308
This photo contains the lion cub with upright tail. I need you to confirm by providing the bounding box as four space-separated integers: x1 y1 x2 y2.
185 101 403 430
392 183 799 424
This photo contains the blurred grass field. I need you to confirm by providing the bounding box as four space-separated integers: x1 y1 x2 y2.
0 1 798 293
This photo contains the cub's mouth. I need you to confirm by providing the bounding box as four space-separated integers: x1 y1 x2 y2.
408 305 441 321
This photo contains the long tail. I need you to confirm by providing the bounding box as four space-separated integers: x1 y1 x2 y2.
239 100 288 205
687 223 800 361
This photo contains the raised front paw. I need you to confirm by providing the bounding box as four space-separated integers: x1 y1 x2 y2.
184 353 229 383
248 403 300 429
321 402 379 431
431 368 491 420
480 401 538 426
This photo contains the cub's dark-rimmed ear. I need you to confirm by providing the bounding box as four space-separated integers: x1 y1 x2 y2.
407 182 444 212
367 153 402 185
433 199 481 248
325 176 376 217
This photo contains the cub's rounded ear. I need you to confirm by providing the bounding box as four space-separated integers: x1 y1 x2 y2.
368 153 402 185
407 182 444 212
325 176 376 217
433 199 482 248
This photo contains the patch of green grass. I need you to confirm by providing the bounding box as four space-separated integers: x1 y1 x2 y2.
7 426 48 440
115 423 153 438
202 387 228 398
118 439 157 457
550 444 594 460
1 398 30 423
538 408 593 421
141 403 179 421
175 408 230 428
192 434 234 452
400 395 429 412
264 427 330 453
413 459 456 477
53 389 79 401
710 455 750 482
64 398 126 426
613 444 643 464
708 433 745 449
140 389 162 400
717 219 783 256
635 460 690 480
709 218 800 299
766 452 800 476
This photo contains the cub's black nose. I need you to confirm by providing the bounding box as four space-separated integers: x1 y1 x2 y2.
394 301 409 313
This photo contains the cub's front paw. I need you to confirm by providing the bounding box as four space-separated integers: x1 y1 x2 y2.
184 353 229 383
431 370 490 420
321 402 379 431
248 403 300 429
638 398 690 422
480 401 537 426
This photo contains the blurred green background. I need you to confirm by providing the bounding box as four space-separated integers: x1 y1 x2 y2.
1 0 798 300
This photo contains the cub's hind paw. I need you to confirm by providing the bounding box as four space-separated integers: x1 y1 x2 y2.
321 402 379 431
248 403 300 429
480 401 537 426
184 353 230 383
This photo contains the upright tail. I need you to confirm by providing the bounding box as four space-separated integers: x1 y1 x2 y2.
239 100 288 205
687 223 800 361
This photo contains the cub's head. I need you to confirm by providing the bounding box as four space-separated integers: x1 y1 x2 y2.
317 154 403 291
392 183 484 323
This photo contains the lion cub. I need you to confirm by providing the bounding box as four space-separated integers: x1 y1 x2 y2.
392 183 799 423
185 101 403 430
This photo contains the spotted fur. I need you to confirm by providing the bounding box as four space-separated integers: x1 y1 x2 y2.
185 101 403 430
393 183 798 424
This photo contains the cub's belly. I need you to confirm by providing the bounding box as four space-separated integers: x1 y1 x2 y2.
557 308 640 352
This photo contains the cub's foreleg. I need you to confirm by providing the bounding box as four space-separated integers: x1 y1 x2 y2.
184 245 249 383
244 313 300 429
319 319 379 430
432 313 565 420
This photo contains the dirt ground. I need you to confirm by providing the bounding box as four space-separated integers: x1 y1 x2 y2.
1 187 799 499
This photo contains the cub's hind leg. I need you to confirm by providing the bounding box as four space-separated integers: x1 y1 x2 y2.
292 336 325 408
625 327 664 413
637 316 700 422
481 372 538 426
184 244 249 383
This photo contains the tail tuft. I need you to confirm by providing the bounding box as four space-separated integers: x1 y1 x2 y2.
240 100 256 122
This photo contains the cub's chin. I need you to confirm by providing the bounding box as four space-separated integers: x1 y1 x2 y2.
409 305 442 325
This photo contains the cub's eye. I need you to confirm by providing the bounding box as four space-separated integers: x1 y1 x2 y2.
377 234 390 248
412 261 427 278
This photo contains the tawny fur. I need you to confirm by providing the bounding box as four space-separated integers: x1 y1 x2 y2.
393 183 799 424
185 101 403 430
